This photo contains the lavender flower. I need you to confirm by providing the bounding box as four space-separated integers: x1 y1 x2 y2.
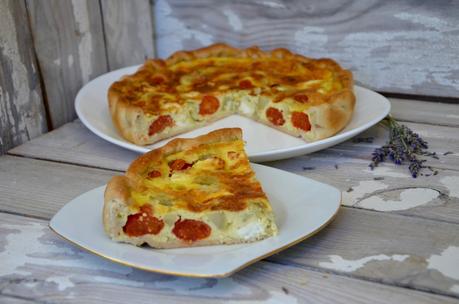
369 116 437 178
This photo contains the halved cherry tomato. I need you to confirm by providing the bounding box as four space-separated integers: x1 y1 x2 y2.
199 95 220 115
291 111 311 131
147 170 161 178
123 205 164 236
148 115 174 136
172 219 211 242
293 94 309 103
168 159 193 171
239 80 253 89
266 107 285 126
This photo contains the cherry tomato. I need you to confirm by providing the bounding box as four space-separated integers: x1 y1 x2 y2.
266 107 285 126
199 95 220 115
291 111 311 131
123 205 164 236
172 219 211 242
148 115 174 136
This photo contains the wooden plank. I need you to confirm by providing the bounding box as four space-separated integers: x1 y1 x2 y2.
100 0 155 70
26 0 108 129
0 156 459 297
9 120 137 171
0 155 115 220
155 0 459 98
8 119 459 224
0 296 38 304
0 0 47 155
270 207 459 298
269 153 459 224
323 121 459 171
390 98 459 127
9 112 459 172
0 212 456 304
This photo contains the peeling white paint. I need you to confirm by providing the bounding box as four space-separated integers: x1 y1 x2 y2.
255 0 286 8
223 9 242 31
394 13 453 32
364 166 411 178
71 0 93 84
356 188 439 211
46 276 75 291
228 291 299 304
0 221 266 297
53 58 61 66
156 0 214 58
0 3 46 141
440 176 459 199
319 254 410 273
427 246 459 280
342 180 388 206
0 222 133 291
451 285 459 294
294 27 328 48
337 29 459 91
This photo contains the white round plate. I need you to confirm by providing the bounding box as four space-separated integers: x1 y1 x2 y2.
50 163 341 278
75 65 390 162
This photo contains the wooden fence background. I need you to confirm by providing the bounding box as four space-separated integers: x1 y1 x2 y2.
1 0 458 154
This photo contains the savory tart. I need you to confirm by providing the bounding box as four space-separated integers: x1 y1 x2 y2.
108 43 355 145
103 128 278 248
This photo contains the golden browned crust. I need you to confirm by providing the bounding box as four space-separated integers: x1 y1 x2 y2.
103 175 131 236
108 43 355 145
126 128 242 179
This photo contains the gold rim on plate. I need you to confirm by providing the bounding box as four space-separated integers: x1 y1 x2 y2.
49 195 341 278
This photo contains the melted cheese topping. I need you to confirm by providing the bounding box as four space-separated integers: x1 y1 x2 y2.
110 54 346 116
130 138 270 216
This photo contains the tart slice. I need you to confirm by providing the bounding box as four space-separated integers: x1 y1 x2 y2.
103 128 278 248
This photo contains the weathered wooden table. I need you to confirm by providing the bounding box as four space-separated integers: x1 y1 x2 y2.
1 98 458 303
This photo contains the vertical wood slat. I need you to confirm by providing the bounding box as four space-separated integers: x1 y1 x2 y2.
100 0 155 70
0 0 48 155
25 0 108 129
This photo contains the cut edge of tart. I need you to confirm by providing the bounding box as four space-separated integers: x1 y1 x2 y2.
103 128 278 249
108 43 355 146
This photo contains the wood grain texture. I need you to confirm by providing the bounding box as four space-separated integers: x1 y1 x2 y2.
0 212 456 304
269 207 459 298
0 296 38 304
100 0 155 70
0 156 459 297
9 99 459 171
390 98 459 127
26 0 108 129
155 0 459 98
270 153 459 224
8 120 138 171
0 0 47 155
8 118 459 223
0 155 115 220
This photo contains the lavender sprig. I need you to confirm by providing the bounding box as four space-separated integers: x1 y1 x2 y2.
369 116 437 178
